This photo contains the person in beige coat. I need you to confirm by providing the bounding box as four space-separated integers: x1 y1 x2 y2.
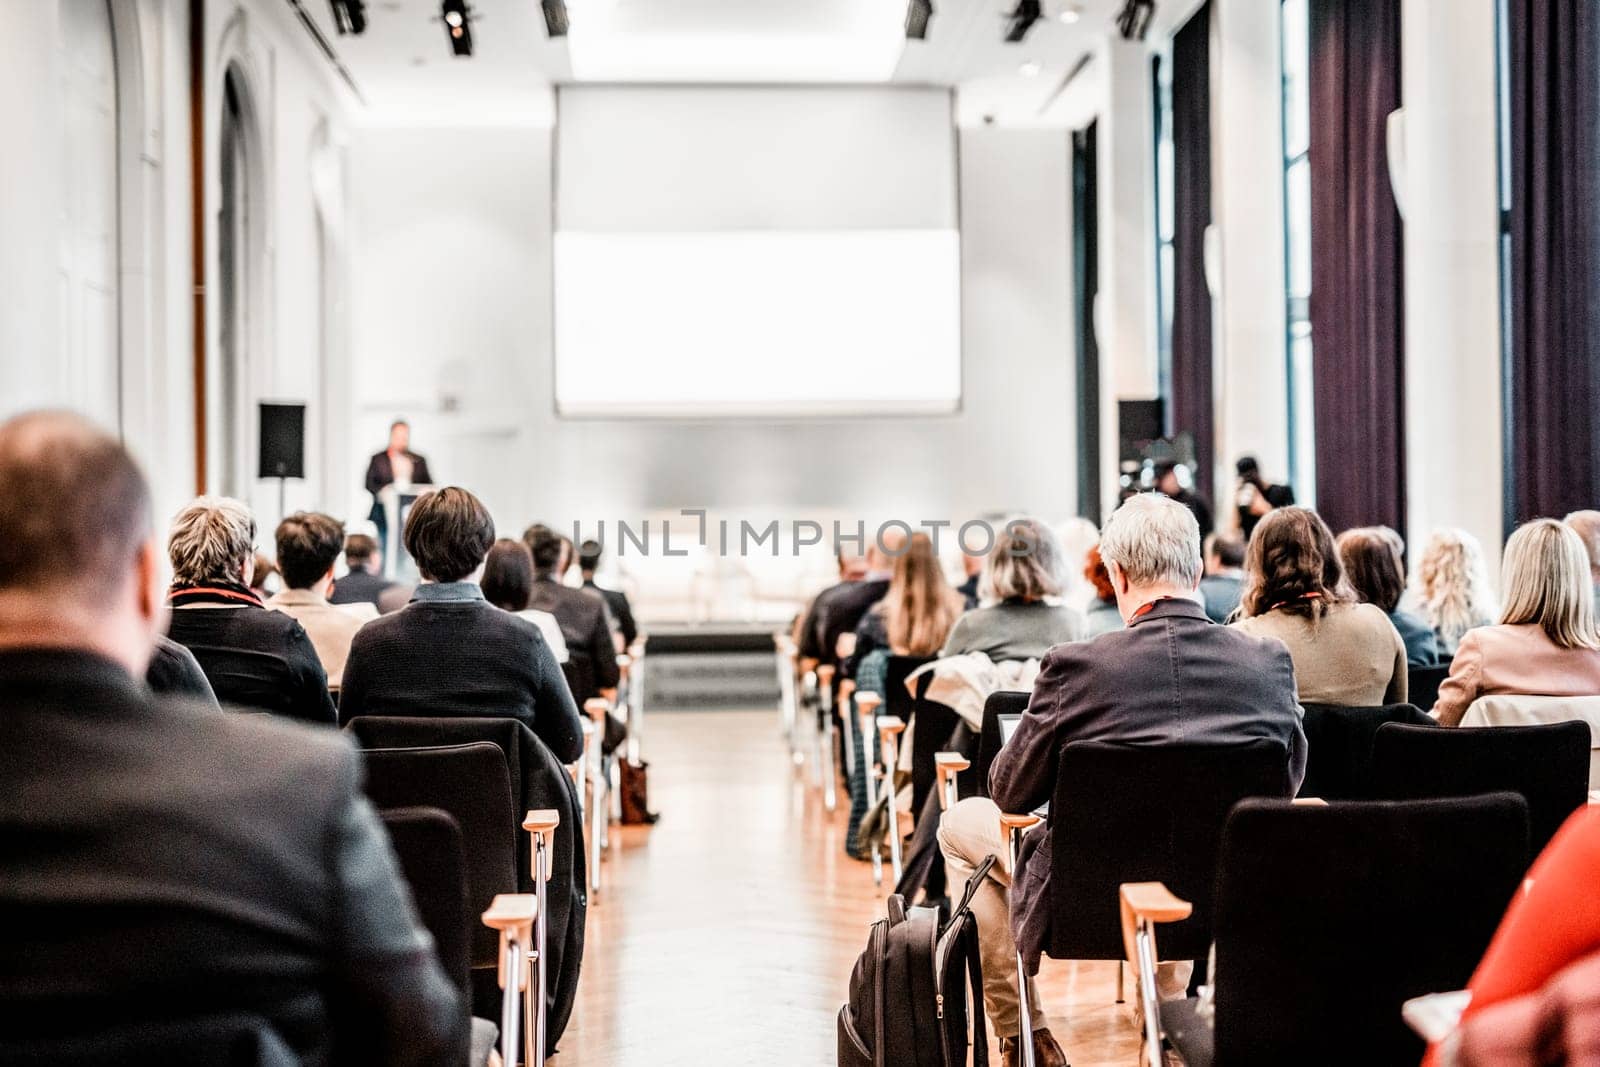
1232 507 1407 706
1434 518 1600 726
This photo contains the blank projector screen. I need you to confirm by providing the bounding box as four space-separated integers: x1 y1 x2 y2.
554 87 962 417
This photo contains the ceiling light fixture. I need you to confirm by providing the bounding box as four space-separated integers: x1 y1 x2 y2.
1003 0 1043 43
1019 59 1042 76
439 0 473 56
905 0 934 39
1057 3 1083 23
328 0 367 34
1115 0 1156 40
541 0 569 38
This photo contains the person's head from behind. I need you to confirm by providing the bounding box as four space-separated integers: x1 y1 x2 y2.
0 412 163 675
403 487 494 583
1084 544 1116 606
1564 510 1600 586
1096 494 1202 619
481 539 534 612
1153 461 1182 497
837 548 869 581
388 419 410 453
1499 519 1600 650
169 497 256 588
522 523 566 578
1205 533 1246 575
1238 506 1350 620
1335 527 1406 614
982 517 1065 604
344 533 381 575
865 526 908 576
885 532 959 656
1236 455 1262 487
275 512 345 595
1417 527 1496 638
577 538 603 576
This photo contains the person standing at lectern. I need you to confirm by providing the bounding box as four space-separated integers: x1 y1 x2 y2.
365 420 432 560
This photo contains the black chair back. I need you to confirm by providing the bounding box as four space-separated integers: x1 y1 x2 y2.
884 654 935 727
379 807 470 995
1371 719 1590 855
1407 663 1451 712
907 682 963 820
0 1017 299 1066
1211 795 1528 1065
965 690 1030 800
1298 703 1435 799
360 743 517 971
1048 739 1290 962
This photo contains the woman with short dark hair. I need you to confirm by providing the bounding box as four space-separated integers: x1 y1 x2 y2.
1232 507 1407 706
481 539 569 663
1336 526 1439 666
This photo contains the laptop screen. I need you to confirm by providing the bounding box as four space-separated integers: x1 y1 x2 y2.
999 713 1023 746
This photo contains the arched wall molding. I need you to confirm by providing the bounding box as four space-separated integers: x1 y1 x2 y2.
310 115 352 513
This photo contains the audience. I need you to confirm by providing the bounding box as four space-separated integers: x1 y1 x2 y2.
1432 518 1600 727
1233 454 1295 541
481 537 570 663
265 511 375 689
524 523 620 707
248 550 278 598
329 532 400 612
340 490 583 761
852 532 964 669
0 412 462 1064
956 544 984 611
578 538 638 649
1154 460 1214 540
1336 526 1440 666
799 542 892 670
1564 509 1600 619
165 497 337 724
1082 545 1123 637
1199 533 1246 623
936 494 1305 1067
941 518 1086 661
1417 528 1498 657
1233 507 1407 706
144 633 220 709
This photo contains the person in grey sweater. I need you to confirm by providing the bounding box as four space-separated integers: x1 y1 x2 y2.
941 517 1086 661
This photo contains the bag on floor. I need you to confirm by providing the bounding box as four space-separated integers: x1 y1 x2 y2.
619 758 658 825
837 855 994 1067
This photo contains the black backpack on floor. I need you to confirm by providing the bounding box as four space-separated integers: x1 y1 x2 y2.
838 855 994 1067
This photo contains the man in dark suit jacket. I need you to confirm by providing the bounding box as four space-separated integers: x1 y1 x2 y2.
524 525 620 708
577 538 638 648
330 532 400 612
340 490 583 763
364 419 433 557
0 412 462 1065
937 493 1305 1067
798 537 897 672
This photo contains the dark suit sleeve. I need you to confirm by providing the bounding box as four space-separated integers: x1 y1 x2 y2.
989 644 1081 814
531 633 585 763
797 592 825 660
146 637 221 710
589 605 620 690
412 455 432 487
285 622 337 725
325 749 466 1066
611 591 638 647
364 454 387 497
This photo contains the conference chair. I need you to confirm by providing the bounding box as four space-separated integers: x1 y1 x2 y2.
1371 719 1590 855
1122 794 1529 1067
875 714 908 885
1407 663 1451 713
905 682 962 823
855 691 887 884
816 664 839 812
965 690 1030 801
583 697 613 895
996 740 1292 1063
774 633 801 758
1460 693 1600 788
0 1018 298 1065
621 634 649 766
1297 702 1436 800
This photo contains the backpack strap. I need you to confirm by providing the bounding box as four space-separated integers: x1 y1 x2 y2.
965 921 990 1067
951 854 997 922
873 921 889 1067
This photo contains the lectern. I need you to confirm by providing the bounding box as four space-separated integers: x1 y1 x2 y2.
380 482 435 579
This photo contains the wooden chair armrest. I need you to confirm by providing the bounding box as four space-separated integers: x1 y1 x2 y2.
998 811 1042 834
838 679 857 704
1292 796 1329 806
816 664 835 686
523 809 561 835
835 632 857 660
855 692 883 715
482 894 538 992
583 697 610 722
934 752 971 772
875 715 907 737
617 653 632 669
630 635 647 654
800 657 819 675
1120 882 1193 925
1120 881 1193 1032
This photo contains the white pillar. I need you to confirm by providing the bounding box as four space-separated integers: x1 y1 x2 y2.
1210 0 1290 502
1400 0 1503 569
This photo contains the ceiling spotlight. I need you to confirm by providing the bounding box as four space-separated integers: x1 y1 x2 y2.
440 0 473 56
1058 3 1083 23
1019 59 1042 76
905 0 934 39
541 0 569 38
328 0 367 34
1003 0 1043 43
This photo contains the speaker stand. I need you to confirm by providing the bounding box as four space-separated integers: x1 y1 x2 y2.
277 475 287 522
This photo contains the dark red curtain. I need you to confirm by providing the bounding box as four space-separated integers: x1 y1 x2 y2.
1307 0 1406 537
1506 0 1600 522
1170 2 1214 499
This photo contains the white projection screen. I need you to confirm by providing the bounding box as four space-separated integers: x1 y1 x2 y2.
553 87 962 417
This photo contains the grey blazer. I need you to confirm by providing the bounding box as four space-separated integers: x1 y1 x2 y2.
990 597 1307 969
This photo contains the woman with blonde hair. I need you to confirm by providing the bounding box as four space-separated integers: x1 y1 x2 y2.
1433 519 1600 727
1416 528 1498 656
853 532 965 665
1232 507 1407 706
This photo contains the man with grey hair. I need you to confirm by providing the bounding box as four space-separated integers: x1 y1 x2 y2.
1563 510 1600 618
937 493 1305 1067
165 496 336 724
0 411 462 1062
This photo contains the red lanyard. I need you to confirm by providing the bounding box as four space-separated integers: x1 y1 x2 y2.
1130 596 1181 620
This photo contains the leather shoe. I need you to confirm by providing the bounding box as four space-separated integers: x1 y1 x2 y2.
1000 1027 1069 1067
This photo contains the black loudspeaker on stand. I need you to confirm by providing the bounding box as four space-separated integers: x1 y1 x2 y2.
258 402 306 519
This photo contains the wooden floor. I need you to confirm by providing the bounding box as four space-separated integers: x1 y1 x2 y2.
555 710 1141 1066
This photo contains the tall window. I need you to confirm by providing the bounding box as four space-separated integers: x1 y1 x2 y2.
1280 0 1315 507
1494 0 1514 536
1153 49 1175 417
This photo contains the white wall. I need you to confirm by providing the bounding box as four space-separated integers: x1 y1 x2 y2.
348 122 1078 537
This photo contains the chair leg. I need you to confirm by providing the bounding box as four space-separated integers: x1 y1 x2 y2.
526 833 551 1067
820 713 838 812
1009 825 1037 1067
1135 924 1164 1067
1117 959 1125 1005
881 729 903 884
861 711 882 885
589 771 605 896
